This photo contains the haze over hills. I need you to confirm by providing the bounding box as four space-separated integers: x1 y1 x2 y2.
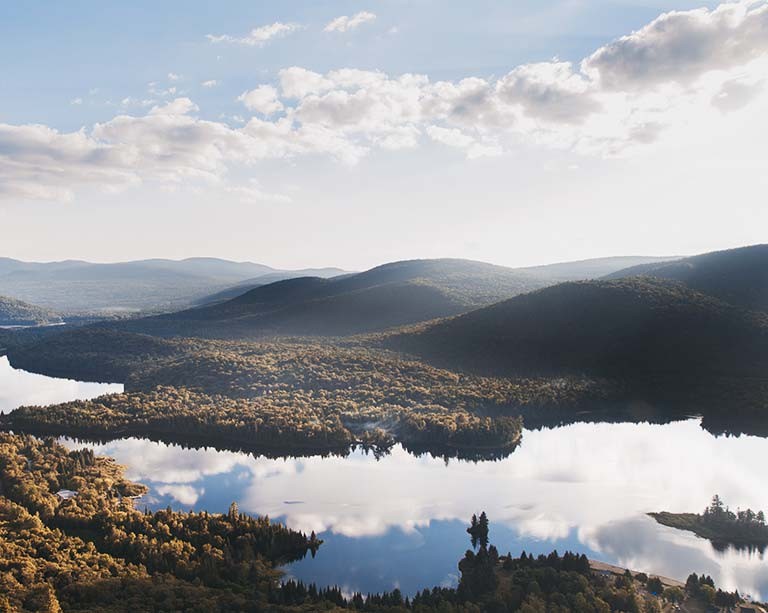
0 257 348 313
517 255 679 283
605 244 768 312
0 296 62 327
192 268 356 306
110 258 542 337
113 255 684 338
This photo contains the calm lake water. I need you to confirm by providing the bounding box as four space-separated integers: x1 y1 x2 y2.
0 355 122 413
1 357 767 598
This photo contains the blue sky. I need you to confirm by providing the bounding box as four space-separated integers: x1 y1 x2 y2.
1 1 765 269
2 0 720 127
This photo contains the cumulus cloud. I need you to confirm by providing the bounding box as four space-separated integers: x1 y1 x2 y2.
207 22 301 46
279 67 334 99
201 79 218 88
496 62 599 124
3 1 768 202
583 1 768 90
237 85 284 115
324 11 377 33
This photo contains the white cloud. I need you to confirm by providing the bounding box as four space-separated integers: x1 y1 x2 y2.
70 98 83 106
426 125 474 148
237 85 284 115
148 97 199 116
582 1 768 90
279 67 334 99
201 79 219 88
496 61 599 124
324 11 377 33
2 1 767 203
207 22 301 46
167 72 181 82
155 484 203 506
120 96 156 108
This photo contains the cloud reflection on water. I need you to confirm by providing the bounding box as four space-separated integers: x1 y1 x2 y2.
62 419 768 598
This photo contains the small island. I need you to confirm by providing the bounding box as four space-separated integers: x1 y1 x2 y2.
650 495 768 551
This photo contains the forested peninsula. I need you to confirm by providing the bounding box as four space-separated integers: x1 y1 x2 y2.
3 330 612 459
651 495 768 551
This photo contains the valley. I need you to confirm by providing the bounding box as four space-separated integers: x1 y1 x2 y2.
1 244 766 610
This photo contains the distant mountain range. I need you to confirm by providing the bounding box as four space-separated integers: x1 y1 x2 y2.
0 257 348 312
389 244 768 379
0 296 62 327
517 255 678 282
111 255 682 338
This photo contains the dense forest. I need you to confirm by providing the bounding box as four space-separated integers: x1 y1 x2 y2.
0 439 744 612
606 244 768 312
0 433 323 612
389 277 768 378
4 329 615 457
386 277 768 424
651 495 768 551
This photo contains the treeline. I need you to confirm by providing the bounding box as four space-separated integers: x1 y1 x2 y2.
650 494 768 550
0 456 744 613
2 329 617 456
3 385 524 458
0 433 323 612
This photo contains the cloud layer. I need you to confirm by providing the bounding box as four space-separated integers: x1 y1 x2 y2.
2 1 767 202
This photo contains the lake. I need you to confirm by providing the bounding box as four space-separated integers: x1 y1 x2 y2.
1 357 767 599
0 355 122 413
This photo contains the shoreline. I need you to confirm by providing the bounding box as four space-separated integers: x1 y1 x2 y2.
588 559 684 588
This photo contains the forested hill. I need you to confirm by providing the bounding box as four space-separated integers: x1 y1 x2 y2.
388 277 768 379
112 257 684 339
110 259 557 337
0 295 61 326
605 244 768 311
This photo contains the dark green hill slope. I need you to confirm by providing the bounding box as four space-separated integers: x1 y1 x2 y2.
389 278 768 378
605 244 768 311
115 259 554 337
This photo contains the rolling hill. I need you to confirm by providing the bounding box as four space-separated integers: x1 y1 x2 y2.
388 277 768 379
191 268 352 306
0 257 348 313
605 244 768 311
0 296 61 327
113 256 693 338
114 259 556 337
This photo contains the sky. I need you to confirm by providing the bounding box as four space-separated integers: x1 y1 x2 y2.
1 0 766 270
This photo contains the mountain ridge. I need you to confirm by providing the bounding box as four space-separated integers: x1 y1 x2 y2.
605 244 768 311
